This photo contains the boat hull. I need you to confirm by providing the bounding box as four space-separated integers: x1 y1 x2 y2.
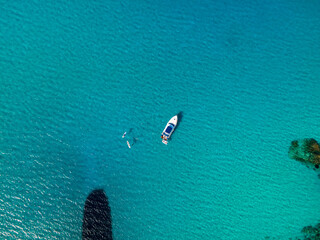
161 115 178 144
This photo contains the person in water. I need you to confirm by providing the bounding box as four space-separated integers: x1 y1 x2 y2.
122 132 127 138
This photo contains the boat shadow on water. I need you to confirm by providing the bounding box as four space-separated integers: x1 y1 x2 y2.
170 111 183 141
82 189 112 240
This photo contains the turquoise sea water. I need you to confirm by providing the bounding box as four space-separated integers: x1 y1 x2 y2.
1 0 320 239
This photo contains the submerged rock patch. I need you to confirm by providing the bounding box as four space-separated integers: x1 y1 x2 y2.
289 138 320 166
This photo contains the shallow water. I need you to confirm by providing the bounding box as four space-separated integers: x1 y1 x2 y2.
1 0 320 239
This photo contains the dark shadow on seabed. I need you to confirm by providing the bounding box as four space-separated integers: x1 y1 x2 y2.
82 189 112 240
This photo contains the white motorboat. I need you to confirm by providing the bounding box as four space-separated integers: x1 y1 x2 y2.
161 115 178 145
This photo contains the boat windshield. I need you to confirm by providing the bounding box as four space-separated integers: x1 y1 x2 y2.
165 125 173 134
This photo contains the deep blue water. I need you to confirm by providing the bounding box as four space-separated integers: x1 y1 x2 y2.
1 0 320 239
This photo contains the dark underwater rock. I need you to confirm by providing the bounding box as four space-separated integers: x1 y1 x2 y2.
289 138 320 166
301 223 320 239
82 189 112 240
